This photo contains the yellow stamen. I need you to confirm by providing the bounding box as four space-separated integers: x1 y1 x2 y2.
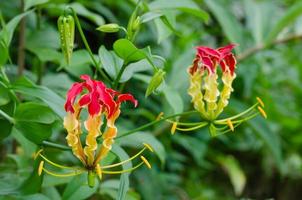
156 112 164 121
38 161 44 176
256 97 265 107
34 149 43 160
171 122 177 135
140 156 152 169
176 122 208 131
101 148 146 169
257 106 267 119
42 168 84 177
39 154 80 170
96 164 102 180
227 119 234 132
143 143 154 152
102 162 144 174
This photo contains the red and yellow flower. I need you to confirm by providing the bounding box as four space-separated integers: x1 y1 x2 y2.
36 75 152 187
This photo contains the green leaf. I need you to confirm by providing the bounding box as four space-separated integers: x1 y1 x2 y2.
0 11 32 65
15 102 56 124
216 155 246 196
111 145 131 200
249 117 283 171
118 132 166 165
12 77 65 119
0 84 10 106
162 85 184 114
99 45 123 80
70 2 105 25
0 101 15 141
59 50 93 77
141 11 163 23
15 121 53 144
62 174 98 200
149 0 209 21
204 0 244 52
113 39 146 64
24 0 49 11
265 1 302 45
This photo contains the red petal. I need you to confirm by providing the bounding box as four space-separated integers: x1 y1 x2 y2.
201 56 215 74
117 94 138 107
97 84 117 118
197 46 220 59
217 44 236 59
64 82 83 112
224 54 237 75
78 93 91 107
80 74 94 91
88 91 101 116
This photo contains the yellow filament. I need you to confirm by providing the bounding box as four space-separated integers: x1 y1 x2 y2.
34 149 43 160
39 154 80 170
102 162 144 174
256 97 265 108
257 106 267 119
38 161 44 176
156 112 164 121
143 143 154 152
176 122 208 131
140 156 151 169
101 148 146 169
42 168 84 177
96 164 102 180
171 122 177 135
227 119 234 132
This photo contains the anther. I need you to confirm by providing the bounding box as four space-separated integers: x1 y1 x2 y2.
171 122 177 135
143 143 154 152
227 119 234 132
257 106 267 119
140 156 151 169
38 161 44 176
256 97 265 108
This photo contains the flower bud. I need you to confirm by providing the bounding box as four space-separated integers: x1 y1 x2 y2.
96 23 120 33
131 16 141 32
58 15 75 65
145 69 165 97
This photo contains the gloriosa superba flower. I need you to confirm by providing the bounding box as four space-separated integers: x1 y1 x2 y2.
35 75 153 187
169 44 267 136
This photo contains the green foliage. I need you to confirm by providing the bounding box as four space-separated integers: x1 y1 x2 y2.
1 0 302 199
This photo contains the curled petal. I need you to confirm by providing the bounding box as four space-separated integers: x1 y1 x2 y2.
78 93 91 107
88 91 101 116
217 44 237 59
201 56 215 74
197 46 220 59
117 94 138 107
224 54 237 75
65 82 83 112
97 86 116 117
80 74 94 91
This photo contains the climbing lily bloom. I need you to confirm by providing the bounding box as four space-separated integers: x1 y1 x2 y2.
169 44 267 136
36 75 153 187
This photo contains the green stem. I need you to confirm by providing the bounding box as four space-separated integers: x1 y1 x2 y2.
0 109 15 124
113 63 127 89
69 8 111 83
41 141 70 151
116 110 198 139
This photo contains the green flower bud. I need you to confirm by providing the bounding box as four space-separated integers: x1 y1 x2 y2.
58 15 75 65
145 69 166 97
96 23 120 33
131 16 141 32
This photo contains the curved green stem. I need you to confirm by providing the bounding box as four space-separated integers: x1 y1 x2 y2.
69 7 111 82
42 141 70 150
116 110 199 139
113 63 127 89
0 109 15 124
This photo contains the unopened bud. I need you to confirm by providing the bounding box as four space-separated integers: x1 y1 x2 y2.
145 69 166 97
96 23 120 33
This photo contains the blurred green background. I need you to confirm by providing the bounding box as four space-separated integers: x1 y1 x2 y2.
0 0 302 199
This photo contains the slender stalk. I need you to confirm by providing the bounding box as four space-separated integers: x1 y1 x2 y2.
17 0 26 76
0 109 15 124
113 63 127 89
116 110 199 139
69 8 111 83
41 141 70 150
